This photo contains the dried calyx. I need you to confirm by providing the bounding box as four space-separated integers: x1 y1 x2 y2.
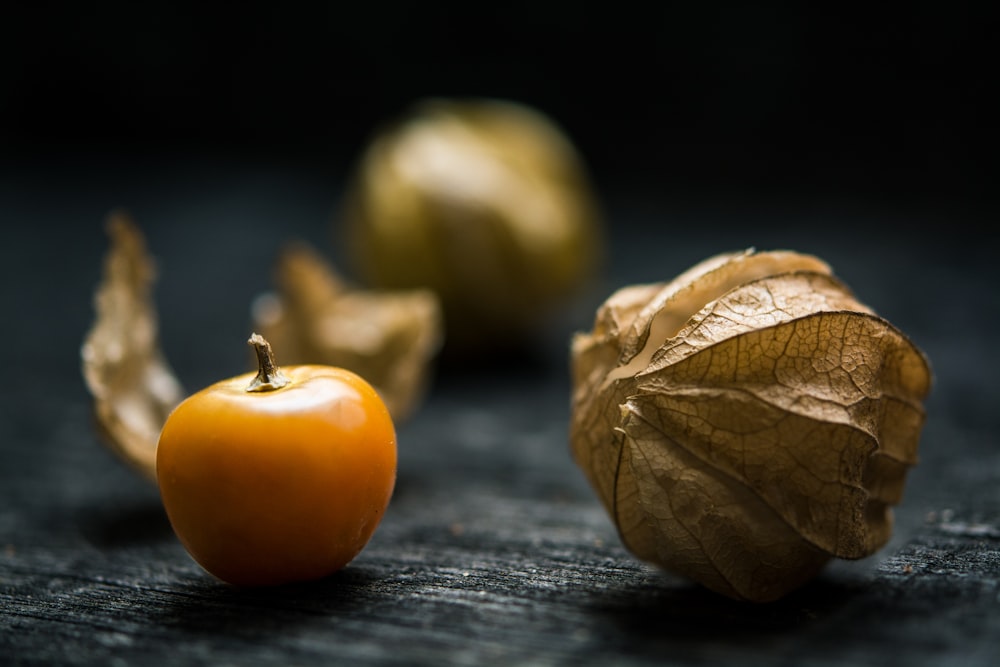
569 248 932 602
82 215 442 483
81 212 184 482
250 241 442 422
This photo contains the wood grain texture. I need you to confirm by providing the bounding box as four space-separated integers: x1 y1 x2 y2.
2 161 997 666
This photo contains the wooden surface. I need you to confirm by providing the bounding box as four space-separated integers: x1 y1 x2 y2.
2 158 997 666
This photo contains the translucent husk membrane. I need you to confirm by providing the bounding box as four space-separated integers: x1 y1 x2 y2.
569 248 932 602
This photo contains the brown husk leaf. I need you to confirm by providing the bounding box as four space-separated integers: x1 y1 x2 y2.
569 248 932 602
81 212 184 482
250 241 443 422
82 216 441 485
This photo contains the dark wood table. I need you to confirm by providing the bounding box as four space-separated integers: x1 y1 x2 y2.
3 156 997 665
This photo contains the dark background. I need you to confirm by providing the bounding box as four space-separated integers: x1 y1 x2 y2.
2 2 993 214
2 4 998 666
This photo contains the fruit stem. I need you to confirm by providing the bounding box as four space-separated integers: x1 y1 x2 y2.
246 333 291 392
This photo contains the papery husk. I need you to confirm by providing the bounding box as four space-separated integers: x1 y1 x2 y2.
82 216 441 486
341 97 604 348
251 241 443 422
81 212 184 482
569 248 932 602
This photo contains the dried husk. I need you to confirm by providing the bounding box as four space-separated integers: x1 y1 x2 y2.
83 217 442 485
569 248 932 602
250 241 443 422
81 212 184 482
341 97 604 348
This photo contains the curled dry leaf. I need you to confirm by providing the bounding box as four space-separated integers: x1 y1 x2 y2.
251 241 442 422
569 248 932 602
81 212 184 483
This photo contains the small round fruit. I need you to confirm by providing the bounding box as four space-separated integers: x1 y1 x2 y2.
156 334 397 587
